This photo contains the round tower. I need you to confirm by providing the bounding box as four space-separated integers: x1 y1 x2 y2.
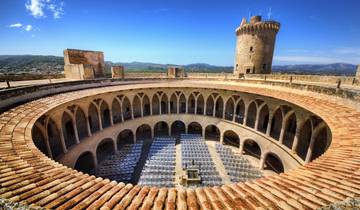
234 15 280 75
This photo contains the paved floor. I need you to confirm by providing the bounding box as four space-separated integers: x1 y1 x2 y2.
206 141 232 184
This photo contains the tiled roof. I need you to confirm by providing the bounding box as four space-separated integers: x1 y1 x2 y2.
0 80 360 209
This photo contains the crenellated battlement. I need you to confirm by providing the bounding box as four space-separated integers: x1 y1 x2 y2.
236 21 280 35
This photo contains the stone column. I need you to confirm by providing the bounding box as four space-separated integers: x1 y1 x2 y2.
194 98 198 115
72 118 80 144
150 101 153 116
278 121 286 144
259 154 265 170
220 132 224 144
202 129 206 138
291 126 301 152
232 106 236 121
266 112 273 136
141 101 144 117
86 114 92 137
177 98 180 114
42 126 53 159
243 107 248 126
305 135 316 163
109 109 114 126
97 108 103 131
58 126 68 153
222 101 226 119
239 142 244 154
185 126 188 134
168 100 171 114
254 109 260 131
203 102 207 115
213 101 216 117
185 97 188 114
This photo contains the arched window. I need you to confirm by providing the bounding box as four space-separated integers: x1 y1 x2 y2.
223 130 240 147
205 125 220 141
112 99 122 124
188 122 202 135
88 103 100 133
197 95 204 114
74 152 95 174
75 107 88 140
270 108 283 140
62 112 76 148
171 121 186 137
152 95 160 115
100 101 111 128
154 121 169 137
246 102 257 128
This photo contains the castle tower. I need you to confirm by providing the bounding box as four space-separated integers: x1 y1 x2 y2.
234 15 280 75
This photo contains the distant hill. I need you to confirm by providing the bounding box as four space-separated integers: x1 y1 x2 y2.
0 55 357 76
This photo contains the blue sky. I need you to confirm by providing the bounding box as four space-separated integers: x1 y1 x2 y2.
0 0 359 65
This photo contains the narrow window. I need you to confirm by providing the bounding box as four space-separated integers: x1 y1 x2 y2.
263 64 266 70
250 46 253 52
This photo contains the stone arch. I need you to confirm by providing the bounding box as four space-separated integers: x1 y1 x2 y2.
133 95 142 118
96 138 115 163
100 101 111 128
188 93 196 114
75 107 88 140
136 124 152 141
179 93 186 113
152 94 160 115
296 118 312 160
62 111 77 149
225 98 235 121
270 108 283 140
122 97 132 120
117 129 134 149
47 118 63 159
223 130 240 147
88 102 100 133
160 94 168 114
170 93 177 113
215 96 224 118
171 120 186 137
143 95 151 116
197 94 204 114
263 152 284 173
257 104 269 134
154 121 169 137
205 125 220 141
74 151 95 175
283 112 297 149
112 98 122 124
188 122 202 135
235 99 245 123
311 126 330 161
246 101 257 128
206 95 215 116
242 139 261 159
32 124 49 156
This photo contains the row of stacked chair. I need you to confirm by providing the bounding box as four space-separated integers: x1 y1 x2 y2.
95 142 143 183
138 137 176 187
180 134 223 187
215 143 262 182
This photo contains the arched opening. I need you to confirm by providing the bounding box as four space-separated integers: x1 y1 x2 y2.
122 97 132 120
188 122 202 135
171 121 186 137
215 97 224 118
257 105 269 134
75 107 88 140
296 119 312 160
160 94 168 114
264 153 284 173
62 112 76 149
100 101 111 128
136 124 152 141
311 126 330 161
152 95 160 115
197 94 204 114
88 103 100 133
188 94 196 114
143 95 151 116
133 95 142 118
96 138 115 163
32 125 49 156
284 113 297 149
206 96 214 116
170 93 177 114
179 94 186 113
246 102 257 128
74 151 95 175
235 100 245 123
154 121 169 137
205 125 220 141
243 139 261 159
223 130 240 147
117 129 134 149
112 99 122 124
47 118 63 159
270 108 283 140
225 98 235 121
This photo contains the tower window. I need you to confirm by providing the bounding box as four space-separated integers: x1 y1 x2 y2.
250 46 253 52
263 64 266 70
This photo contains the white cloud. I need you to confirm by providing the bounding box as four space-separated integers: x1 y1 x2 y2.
9 23 23 28
8 23 33 32
25 25 33 31
25 0 64 19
